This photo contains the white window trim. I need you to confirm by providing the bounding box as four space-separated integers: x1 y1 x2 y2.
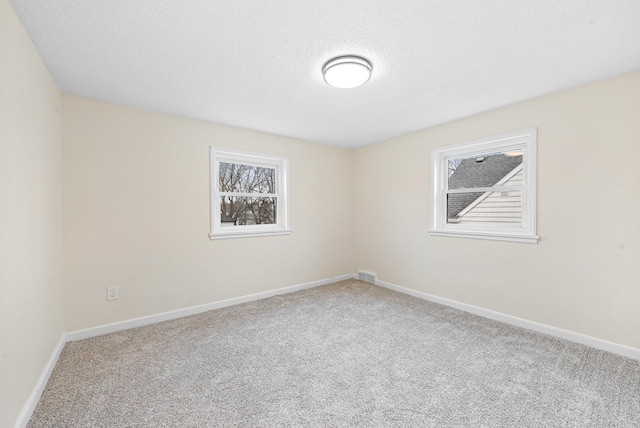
210 147 291 240
429 128 539 244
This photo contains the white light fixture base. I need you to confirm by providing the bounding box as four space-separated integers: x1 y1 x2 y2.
323 56 372 89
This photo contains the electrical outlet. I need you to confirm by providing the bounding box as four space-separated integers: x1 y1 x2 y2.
107 286 119 301
337 252 343 262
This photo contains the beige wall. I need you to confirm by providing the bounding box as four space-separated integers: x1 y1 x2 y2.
353 72 640 349
0 1 63 427
62 95 354 332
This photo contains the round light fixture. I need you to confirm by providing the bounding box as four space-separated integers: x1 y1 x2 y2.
323 56 372 89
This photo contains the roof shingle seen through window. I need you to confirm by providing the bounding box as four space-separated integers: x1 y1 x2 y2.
447 154 522 218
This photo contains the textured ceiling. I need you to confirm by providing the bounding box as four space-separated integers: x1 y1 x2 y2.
9 0 640 148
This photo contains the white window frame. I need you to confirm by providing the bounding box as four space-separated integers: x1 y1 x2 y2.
429 128 538 244
210 147 291 240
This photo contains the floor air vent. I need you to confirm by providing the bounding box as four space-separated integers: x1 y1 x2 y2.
358 270 377 284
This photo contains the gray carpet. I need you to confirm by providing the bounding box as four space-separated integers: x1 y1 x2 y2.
29 279 640 427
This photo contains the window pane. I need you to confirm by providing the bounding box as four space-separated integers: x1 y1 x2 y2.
447 190 522 226
219 162 276 194
448 151 523 190
220 196 277 226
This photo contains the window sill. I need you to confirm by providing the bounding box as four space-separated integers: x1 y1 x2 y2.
209 229 292 240
429 229 539 244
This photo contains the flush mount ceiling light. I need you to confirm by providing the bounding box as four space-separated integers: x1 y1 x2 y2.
323 56 372 89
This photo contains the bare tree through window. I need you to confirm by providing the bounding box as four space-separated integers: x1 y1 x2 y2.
219 162 277 226
448 158 462 177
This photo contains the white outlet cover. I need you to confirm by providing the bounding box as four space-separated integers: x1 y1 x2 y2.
107 286 119 301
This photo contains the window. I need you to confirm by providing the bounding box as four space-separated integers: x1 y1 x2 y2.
210 147 290 239
429 128 538 244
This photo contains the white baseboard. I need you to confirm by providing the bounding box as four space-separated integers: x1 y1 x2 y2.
26 273 636 428
14 336 66 428
65 274 353 342
375 278 640 361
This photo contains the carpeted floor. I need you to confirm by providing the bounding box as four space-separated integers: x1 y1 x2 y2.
29 279 640 427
